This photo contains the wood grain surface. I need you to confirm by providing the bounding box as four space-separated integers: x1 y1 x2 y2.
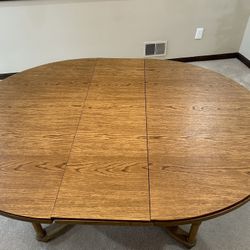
145 59 250 220
0 58 249 222
0 59 96 219
53 59 149 221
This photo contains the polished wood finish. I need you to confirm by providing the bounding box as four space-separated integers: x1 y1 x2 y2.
145 59 250 221
53 59 149 221
1 52 248 81
0 59 96 219
0 59 249 227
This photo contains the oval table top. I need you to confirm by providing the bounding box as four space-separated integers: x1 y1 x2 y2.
0 58 249 223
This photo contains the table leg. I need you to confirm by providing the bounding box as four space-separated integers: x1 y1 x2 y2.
32 222 73 242
165 222 201 248
31 221 201 246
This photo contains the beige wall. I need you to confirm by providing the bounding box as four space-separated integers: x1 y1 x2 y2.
240 16 250 60
0 0 249 73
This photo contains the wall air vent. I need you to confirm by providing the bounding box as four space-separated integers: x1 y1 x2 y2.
144 41 167 57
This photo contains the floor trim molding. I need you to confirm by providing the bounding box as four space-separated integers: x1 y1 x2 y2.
0 53 249 80
171 52 250 68
0 73 16 80
237 53 250 68
170 52 238 63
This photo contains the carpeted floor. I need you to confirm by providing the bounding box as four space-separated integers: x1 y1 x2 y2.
0 59 249 250
190 58 250 90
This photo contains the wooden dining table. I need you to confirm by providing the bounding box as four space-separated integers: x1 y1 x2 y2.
0 58 249 248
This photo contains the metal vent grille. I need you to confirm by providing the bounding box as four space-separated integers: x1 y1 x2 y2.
145 41 167 57
145 44 156 56
155 43 166 55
